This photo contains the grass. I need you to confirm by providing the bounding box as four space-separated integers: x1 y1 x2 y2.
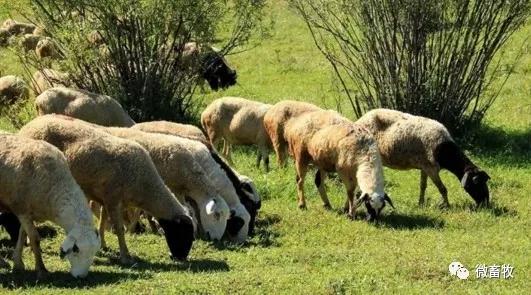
1 0 530 293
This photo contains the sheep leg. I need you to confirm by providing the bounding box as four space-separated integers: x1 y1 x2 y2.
315 169 331 209
12 227 27 271
19 218 47 277
107 204 133 265
99 206 108 249
427 170 449 209
419 170 428 206
295 161 308 209
256 152 262 169
339 174 357 219
224 142 233 163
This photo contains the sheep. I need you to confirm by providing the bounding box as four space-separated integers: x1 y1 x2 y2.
2 19 35 35
32 69 70 95
18 115 195 264
355 108 491 207
285 110 394 220
131 120 261 235
35 37 61 59
0 133 100 278
103 127 251 242
20 33 42 51
263 100 322 167
201 96 273 171
0 75 29 106
35 87 136 127
132 121 210 148
181 42 237 91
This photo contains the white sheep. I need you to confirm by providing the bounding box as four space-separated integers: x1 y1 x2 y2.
18 115 195 264
0 133 100 278
132 120 210 148
0 75 29 105
132 120 261 235
32 69 70 95
355 108 491 207
104 127 250 242
263 100 322 167
201 96 273 171
35 87 135 127
285 110 394 220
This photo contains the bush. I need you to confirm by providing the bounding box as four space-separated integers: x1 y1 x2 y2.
291 0 529 134
15 0 269 123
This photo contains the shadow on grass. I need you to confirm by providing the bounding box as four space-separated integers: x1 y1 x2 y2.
93 250 230 273
0 269 145 289
374 213 445 230
448 202 517 217
212 213 282 251
461 124 531 166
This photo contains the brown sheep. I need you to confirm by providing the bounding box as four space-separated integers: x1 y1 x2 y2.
263 100 322 167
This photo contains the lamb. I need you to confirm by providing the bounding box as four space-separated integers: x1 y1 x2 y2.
263 100 322 167
132 120 262 235
35 37 61 59
35 87 135 127
201 96 273 171
103 127 251 242
0 75 29 106
0 133 100 278
32 69 70 95
355 108 491 207
285 110 394 220
18 115 195 264
132 121 210 148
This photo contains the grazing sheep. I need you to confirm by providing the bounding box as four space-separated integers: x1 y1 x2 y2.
0 75 29 105
201 96 273 171
20 33 42 51
35 37 60 59
263 100 322 167
285 110 394 220
104 127 250 242
181 42 237 91
2 19 35 35
35 87 135 127
18 115 195 264
132 121 210 148
0 133 100 278
356 108 491 207
32 69 70 95
132 120 261 235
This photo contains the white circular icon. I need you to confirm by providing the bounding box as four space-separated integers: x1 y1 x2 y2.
449 261 463 276
456 267 470 280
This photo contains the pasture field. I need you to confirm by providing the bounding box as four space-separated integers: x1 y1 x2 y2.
1 1 530 294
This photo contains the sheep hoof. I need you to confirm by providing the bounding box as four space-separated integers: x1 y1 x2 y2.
12 262 25 272
36 268 49 280
298 203 307 210
347 213 355 220
438 202 450 210
323 203 332 210
120 256 135 265
418 200 426 207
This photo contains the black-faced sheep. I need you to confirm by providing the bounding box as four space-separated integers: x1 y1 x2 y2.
131 120 261 235
35 87 135 127
285 110 394 220
181 42 237 91
32 69 70 95
18 115 194 264
201 96 273 171
103 127 251 242
263 100 322 167
0 133 100 278
0 75 29 106
356 108 491 207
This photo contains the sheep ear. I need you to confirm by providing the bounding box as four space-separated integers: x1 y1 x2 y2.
461 172 470 187
59 236 75 259
384 194 395 209
353 193 368 209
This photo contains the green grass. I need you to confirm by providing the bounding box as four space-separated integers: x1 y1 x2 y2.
1 0 530 293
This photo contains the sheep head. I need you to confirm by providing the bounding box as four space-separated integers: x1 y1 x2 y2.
461 169 490 207
158 214 195 262
59 227 100 278
357 192 395 221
